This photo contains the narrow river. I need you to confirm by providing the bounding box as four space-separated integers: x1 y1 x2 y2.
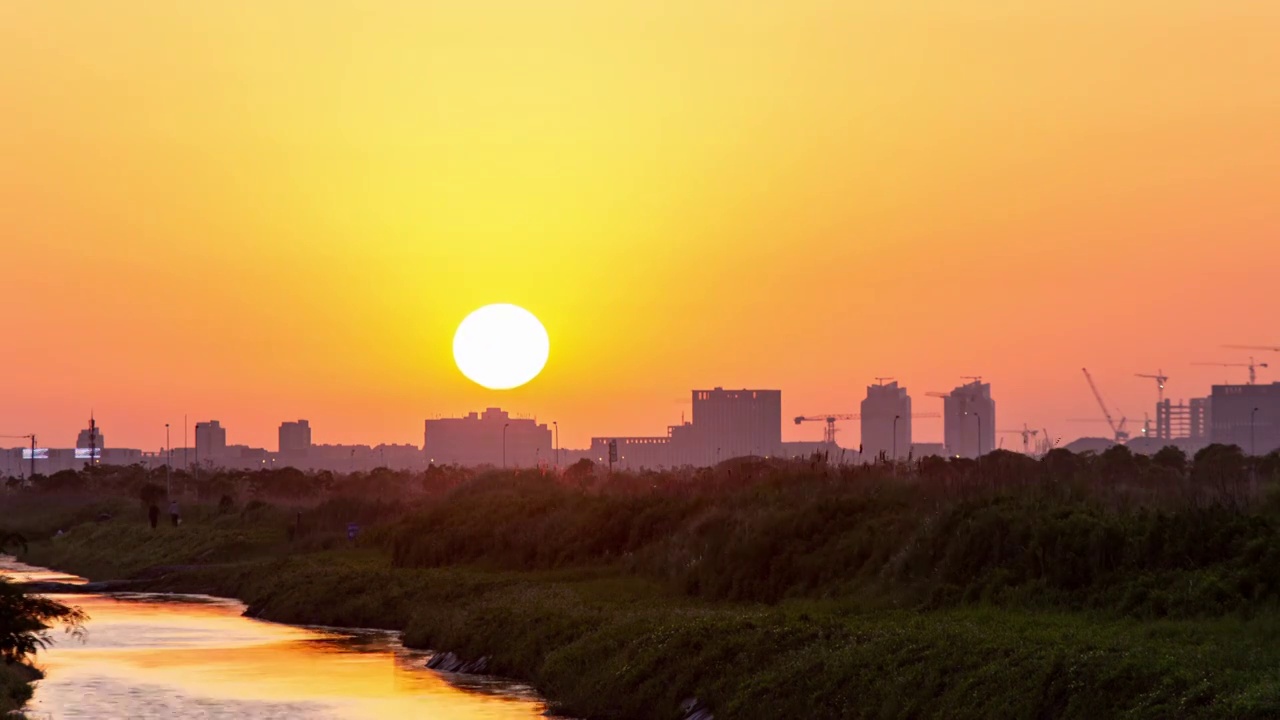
2 559 558 720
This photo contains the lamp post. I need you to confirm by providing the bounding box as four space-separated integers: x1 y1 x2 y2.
552 421 559 469
503 423 509 469
964 411 982 459
1251 407 1259 457
892 415 901 463
164 423 171 498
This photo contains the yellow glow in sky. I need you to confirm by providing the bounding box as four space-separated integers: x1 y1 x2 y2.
1 1 1278 449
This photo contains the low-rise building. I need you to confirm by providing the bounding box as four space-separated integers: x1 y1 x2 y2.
424 408 552 468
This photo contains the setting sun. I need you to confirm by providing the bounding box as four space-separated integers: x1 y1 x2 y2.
452 304 550 391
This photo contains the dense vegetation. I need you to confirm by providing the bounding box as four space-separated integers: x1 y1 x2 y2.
6 443 1280 718
390 446 1280 617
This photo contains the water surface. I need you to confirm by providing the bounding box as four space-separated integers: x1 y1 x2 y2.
2 559 554 720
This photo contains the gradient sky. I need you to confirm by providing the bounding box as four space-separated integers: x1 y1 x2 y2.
2 1 1278 452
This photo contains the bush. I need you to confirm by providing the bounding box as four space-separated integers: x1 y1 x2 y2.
387 466 1280 616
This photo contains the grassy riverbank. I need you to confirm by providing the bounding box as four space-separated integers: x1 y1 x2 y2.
9 452 1280 718
21 532 1280 720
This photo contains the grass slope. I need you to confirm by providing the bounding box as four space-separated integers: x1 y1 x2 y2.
22 525 1280 720
10 461 1280 720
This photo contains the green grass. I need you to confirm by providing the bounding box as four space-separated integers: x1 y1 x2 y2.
24 520 1275 720
0 493 136 541
396 574 1280 719
386 474 1280 618
19 509 289 580
12 468 1280 719
91 551 1280 719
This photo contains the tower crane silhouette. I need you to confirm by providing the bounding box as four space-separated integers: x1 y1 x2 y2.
0 434 37 479
1082 368 1129 442
1135 370 1168 404
998 424 1040 454
1194 357 1269 385
793 413 940 445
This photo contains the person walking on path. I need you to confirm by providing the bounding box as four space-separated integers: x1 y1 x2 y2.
169 500 180 527
148 503 160 530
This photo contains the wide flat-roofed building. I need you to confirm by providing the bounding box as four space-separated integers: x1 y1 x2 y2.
588 387 784 469
1210 383 1280 455
425 408 552 467
685 387 782 464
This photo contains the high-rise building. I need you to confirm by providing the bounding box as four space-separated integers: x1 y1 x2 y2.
75 424 104 453
861 381 911 460
1210 383 1280 455
424 408 552 467
278 420 312 455
1191 397 1212 442
1156 397 1212 443
195 420 227 460
943 381 996 458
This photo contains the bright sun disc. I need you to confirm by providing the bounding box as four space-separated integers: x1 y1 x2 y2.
452 304 550 390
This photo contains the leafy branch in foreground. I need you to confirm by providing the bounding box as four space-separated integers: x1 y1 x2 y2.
0 535 85 665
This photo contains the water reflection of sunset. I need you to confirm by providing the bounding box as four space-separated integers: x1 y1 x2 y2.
27 591 550 719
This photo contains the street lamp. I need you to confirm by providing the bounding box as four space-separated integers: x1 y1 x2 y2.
892 415 901 463
503 423 510 469
964 411 982 458
1251 407 1260 457
165 423 171 498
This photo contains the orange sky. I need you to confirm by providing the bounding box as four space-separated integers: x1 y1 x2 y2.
2 1 1278 451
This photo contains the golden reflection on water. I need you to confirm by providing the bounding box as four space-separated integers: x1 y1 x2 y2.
2 560 552 720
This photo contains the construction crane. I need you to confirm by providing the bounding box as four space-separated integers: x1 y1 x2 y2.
1224 344 1280 354
0 434 37 479
1081 368 1130 443
1135 370 1168 404
1042 428 1057 453
793 414 859 444
924 391 958 410
1068 417 1132 438
1193 357 1269 385
873 377 895 386
793 413 941 445
998 424 1040 454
